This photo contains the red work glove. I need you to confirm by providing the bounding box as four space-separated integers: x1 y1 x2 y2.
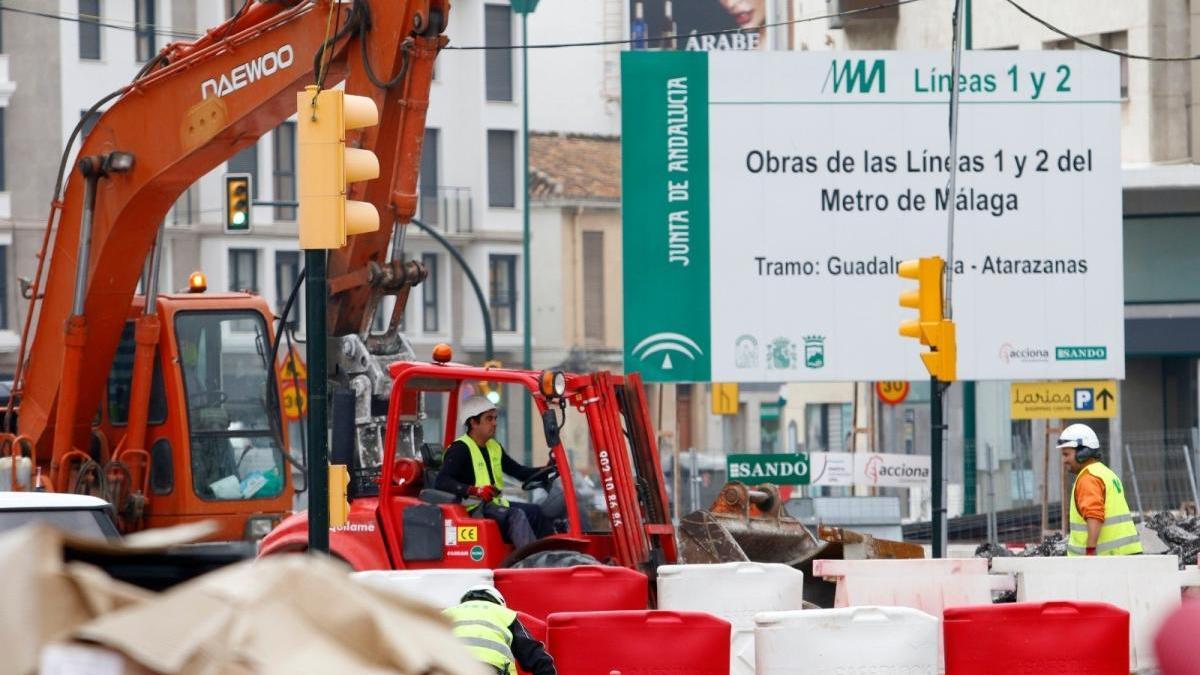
468 485 498 502
1085 547 1097 556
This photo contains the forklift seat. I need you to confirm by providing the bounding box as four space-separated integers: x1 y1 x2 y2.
419 443 444 470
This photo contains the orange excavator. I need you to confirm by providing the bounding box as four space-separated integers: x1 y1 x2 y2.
0 0 447 541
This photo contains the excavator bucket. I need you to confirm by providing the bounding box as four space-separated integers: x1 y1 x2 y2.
678 483 827 567
677 482 925 607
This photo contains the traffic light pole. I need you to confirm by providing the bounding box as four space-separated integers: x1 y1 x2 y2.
931 376 948 558
305 248 329 555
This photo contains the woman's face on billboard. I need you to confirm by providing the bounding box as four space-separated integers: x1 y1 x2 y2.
718 0 767 28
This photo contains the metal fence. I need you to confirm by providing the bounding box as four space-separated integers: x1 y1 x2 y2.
1122 428 1200 514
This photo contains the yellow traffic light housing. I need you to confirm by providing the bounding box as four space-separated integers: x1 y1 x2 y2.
297 86 380 249
224 173 251 233
898 256 957 381
477 359 503 404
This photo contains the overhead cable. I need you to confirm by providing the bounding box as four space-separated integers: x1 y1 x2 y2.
442 0 926 50
1005 0 1200 62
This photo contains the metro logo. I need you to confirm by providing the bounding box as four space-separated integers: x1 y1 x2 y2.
823 59 886 94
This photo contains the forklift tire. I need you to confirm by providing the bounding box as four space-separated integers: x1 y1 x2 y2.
509 549 602 569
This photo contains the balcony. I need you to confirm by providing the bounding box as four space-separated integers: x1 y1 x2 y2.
418 186 474 234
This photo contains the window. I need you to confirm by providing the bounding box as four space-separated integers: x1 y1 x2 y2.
79 0 101 60
135 0 155 62
0 245 8 330
487 130 516 208
419 128 440 225
80 110 101 139
489 254 517 332
228 143 258 197
484 5 513 101
805 403 852 453
176 311 285 501
107 321 167 426
582 231 605 341
1101 31 1130 99
422 252 439 332
274 251 301 329
228 248 258 292
171 184 198 226
272 122 296 220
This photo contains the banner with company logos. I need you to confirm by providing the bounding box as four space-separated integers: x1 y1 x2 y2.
628 0 771 52
621 50 1123 382
808 451 931 489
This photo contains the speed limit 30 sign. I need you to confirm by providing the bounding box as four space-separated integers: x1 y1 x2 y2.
876 381 910 405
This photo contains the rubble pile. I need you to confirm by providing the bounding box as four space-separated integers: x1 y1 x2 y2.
972 513 1200 566
1144 512 1200 565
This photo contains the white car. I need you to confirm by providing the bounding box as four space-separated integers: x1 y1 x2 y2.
0 492 120 541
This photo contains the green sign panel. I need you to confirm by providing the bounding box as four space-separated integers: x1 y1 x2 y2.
726 453 810 486
621 52 711 383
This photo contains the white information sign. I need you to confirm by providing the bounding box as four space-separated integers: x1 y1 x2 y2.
808 451 932 489
622 51 1124 382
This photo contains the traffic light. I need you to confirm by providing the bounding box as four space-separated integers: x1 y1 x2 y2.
477 360 503 404
224 173 251 233
898 256 957 382
296 85 380 249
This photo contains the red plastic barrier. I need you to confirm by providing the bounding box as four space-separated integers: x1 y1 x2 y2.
516 611 547 675
944 601 1129 674
548 610 730 675
494 565 648 622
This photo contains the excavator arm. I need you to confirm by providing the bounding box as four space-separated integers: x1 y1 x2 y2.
12 0 447 477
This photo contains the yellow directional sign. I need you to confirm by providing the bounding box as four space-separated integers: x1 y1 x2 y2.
280 352 308 381
1010 380 1118 420
712 383 739 415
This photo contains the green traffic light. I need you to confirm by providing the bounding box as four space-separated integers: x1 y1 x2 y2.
232 211 247 226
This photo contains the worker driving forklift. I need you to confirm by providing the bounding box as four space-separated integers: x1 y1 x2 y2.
433 394 557 549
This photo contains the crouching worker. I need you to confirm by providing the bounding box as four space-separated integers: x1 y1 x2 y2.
444 585 557 675
436 395 552 548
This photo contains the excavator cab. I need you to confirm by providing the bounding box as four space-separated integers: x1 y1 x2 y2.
84 293 294 541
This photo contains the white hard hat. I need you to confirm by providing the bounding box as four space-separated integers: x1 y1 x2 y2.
461 584 506 606
459 395 497 426
1056 423 1100 450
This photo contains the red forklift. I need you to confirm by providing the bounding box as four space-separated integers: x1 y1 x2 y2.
259 348 678 575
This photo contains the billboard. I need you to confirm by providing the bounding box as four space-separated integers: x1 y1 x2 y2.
629 0 769 51
621 50 1123 382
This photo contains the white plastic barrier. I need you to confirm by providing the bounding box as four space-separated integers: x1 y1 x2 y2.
755 606 938 674
657 562 804 675
811 558 999 618
991 555 1190 673
351 568 494 609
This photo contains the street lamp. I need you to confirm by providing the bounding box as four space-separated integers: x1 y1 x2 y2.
512 0 538 464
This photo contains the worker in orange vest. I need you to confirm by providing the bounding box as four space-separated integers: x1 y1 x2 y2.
1058 423 1143 556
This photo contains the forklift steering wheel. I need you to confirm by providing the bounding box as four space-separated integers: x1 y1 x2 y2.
521 464 559 492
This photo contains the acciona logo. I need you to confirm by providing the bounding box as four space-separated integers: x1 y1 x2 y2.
999 342 1049 364
201 44 295 99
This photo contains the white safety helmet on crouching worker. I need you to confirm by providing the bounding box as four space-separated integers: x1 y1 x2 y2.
461 584 506 606
1056 423 1101 462
459 395 498 427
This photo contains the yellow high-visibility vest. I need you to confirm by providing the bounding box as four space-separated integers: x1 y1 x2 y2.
1067 461 1142 556
457 434 510 509
443 600 518 675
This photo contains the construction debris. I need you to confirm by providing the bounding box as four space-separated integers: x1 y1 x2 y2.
1144 512 1200 566
972 512 1200 567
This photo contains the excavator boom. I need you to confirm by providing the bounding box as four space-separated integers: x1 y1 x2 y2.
15 0 444 462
